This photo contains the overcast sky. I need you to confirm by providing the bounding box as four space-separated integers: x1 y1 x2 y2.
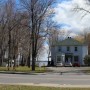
53 0 90 35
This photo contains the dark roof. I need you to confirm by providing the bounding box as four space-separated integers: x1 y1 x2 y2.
54 37 87 46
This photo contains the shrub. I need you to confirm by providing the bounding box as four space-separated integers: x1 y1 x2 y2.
84 55 90 66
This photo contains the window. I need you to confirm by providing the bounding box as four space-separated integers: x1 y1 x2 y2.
74 56 79 62
75 46 78 51
58 46 61 52
57 56 61 63
67 46 70 51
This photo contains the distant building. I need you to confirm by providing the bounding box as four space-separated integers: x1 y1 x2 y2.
51 37 88 66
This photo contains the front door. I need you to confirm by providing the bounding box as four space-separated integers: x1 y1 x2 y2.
65 54 72 63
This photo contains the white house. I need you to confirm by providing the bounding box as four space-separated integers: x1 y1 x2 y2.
51 37 88 66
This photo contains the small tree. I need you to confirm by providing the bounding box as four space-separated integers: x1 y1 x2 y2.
84 55 90 66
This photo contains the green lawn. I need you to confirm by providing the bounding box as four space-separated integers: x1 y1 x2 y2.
0 85 90 90
0 66 46 73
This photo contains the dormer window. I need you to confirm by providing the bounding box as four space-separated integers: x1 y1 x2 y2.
67 46 70 51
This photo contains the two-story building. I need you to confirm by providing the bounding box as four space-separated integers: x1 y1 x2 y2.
51 37 88 66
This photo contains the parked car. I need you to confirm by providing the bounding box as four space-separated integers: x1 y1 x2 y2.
64 62 72 67
73 63 80 67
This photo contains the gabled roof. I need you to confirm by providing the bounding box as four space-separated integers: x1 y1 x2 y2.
54 37 87 46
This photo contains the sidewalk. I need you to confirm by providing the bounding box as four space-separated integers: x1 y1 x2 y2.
1 83 90 88
0 70 89 75
0 67 90 75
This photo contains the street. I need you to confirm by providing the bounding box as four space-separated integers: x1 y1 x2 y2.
0 73 90 86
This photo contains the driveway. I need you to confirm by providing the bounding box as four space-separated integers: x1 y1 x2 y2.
46 67 90 73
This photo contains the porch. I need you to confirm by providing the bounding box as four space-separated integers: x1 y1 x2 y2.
56 53 79 66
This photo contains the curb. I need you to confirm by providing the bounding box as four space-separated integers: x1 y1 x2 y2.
0 71 39 75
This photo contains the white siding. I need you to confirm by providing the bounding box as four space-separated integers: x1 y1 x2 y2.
61 46 82 64
51 45 88 66
82 45 88 65
51 46 56 65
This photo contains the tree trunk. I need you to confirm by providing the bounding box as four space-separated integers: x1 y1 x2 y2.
13 55 16 70
31 0 36 71
8 29 11 70
32 53 36 71
31 34 36 70
27 55 30 68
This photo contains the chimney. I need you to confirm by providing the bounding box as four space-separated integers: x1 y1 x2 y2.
68 37 71 39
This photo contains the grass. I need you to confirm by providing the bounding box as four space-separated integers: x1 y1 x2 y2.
82 70 90 73
0 66 46 73
0 85 90 90
80 68 90 73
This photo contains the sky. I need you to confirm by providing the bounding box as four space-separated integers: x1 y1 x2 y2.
16 0 90 35
53 0 90 36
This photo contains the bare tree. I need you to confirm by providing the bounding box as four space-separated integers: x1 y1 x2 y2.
3 0 24 70
74 0 90 18
19 0 55 71
0 0 56 71
0 1 9 66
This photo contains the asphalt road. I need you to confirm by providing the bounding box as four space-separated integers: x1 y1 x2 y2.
0 73 90 86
